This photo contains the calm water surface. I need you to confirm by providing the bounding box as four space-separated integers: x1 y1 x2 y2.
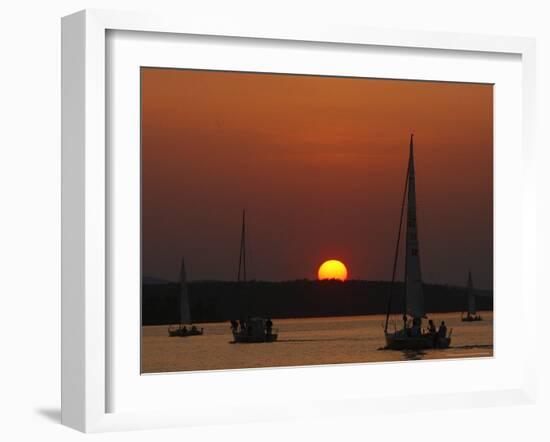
141 312 493 373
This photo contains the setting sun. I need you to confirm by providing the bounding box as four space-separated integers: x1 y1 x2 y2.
318 259 348 281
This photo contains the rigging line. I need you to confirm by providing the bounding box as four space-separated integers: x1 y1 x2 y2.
237 209 246 281
403 134 414 321
384 151 410 333
243 209 247 282
237 235 242 281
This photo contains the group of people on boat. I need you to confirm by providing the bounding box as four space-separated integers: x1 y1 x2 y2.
427 319 447 347
427 319 446 336
463 313 482 321
230 317 278 343
231 318 274 337
180 325 200 334
403 316 447 345
168 323 204 337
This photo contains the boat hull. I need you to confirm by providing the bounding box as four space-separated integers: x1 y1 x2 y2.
385 332 450 350
168 327 204 337
461 316 482 322
232 331 278 343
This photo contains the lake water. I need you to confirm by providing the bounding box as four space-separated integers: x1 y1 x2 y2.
141 311 493 373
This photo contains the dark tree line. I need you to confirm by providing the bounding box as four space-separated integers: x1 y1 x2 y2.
142 279 493 325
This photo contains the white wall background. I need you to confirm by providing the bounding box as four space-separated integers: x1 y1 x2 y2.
0 0 548 440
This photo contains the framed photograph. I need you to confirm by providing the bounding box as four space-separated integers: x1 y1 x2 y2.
61 9 537 432
140 68 494 373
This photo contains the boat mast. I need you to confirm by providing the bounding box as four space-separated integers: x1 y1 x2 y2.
384 153 409 333
467 270 476 315
179 256 192 325
237 209 247 282
404 134 425 321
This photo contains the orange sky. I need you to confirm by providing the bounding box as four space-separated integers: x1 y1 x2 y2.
141 68 493 289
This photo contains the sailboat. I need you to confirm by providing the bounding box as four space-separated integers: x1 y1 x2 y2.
168 257 204 337
383 135 451 350
231 210 278 343
461 270 482 321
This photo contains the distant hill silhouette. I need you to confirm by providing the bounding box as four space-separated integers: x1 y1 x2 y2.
142 279 493 325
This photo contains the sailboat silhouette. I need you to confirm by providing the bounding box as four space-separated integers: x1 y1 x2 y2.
167 257 204 337
383 135 452 350
231 210 278 343
461 270 482 321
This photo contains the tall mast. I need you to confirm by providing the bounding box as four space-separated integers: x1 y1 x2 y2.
405 134 425 320
237 209 247 282
179 256 192 325
467 270 476 315
384 153 409 333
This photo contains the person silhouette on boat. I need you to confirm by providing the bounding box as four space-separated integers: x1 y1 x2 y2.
428 319 437 346
191 325 198 333
230 320 238 331
438 321 447 340
266 318 273 336
411 317 421 336
182 325 188 335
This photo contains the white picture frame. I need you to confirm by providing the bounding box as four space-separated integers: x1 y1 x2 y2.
61 9 537 433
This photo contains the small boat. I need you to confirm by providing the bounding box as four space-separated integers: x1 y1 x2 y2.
461 270 482 322
230 210 278 343
168 325 204 337
383 135 451 350
462 315 482 322
168 257 204 337
231 317 278 343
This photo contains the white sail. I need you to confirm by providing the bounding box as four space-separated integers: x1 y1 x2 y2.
405 135 425 319
179 257 192 325
467 270 476 315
